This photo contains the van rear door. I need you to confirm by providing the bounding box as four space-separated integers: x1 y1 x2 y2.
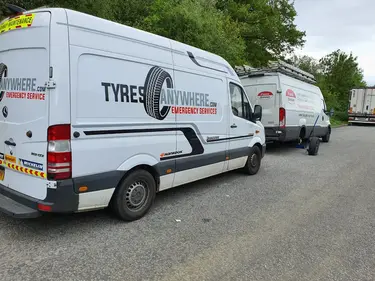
0 12 50 199
243 84 278 127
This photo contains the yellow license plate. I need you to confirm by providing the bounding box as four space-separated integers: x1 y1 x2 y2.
0 168 4 181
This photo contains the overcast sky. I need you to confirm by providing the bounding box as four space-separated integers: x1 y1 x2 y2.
293 0 375 85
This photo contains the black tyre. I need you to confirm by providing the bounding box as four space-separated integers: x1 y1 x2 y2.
322 127 331 143
0 63 8 102
143 66 173 120
112 170 156 221
307 137 320 156
244 146 261 175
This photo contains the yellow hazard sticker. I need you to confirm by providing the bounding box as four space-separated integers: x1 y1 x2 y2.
0 158 46 179
0 13 35 34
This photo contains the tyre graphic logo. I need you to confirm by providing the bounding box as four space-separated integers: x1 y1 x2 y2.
0 63 8 102
143 66 173 120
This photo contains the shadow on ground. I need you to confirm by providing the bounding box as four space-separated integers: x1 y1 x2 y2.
0 170 244 232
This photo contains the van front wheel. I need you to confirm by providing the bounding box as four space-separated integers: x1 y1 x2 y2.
112 170 156 221
322 128 331 143
244 146 261 175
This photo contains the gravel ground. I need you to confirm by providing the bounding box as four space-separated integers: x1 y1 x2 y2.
1 125 375 281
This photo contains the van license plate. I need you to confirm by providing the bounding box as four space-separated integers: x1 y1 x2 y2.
0 167 4 181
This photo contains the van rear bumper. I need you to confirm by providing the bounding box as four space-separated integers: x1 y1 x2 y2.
0 180 79 219
0 192 41 218
265 127 300 142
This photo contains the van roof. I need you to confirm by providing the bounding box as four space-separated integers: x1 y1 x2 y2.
23 7 237 79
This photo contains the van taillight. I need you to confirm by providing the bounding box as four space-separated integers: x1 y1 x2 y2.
47 124 72 180
279 107 286 128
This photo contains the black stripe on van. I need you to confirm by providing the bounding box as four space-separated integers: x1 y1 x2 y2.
84 127 204 160
206 134 254 143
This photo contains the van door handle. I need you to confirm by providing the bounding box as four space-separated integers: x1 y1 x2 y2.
4 140 16 146
231 124 237 128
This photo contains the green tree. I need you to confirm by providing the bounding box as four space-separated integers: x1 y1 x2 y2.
319 49 366 111
0 0 305 68
216 0 305 67
290 51 366 112
289 54 321 77
141 0 246 66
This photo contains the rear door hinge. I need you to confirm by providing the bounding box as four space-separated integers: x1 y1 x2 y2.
45 80 56 89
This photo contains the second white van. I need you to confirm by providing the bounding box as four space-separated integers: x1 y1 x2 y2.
237 61 332 143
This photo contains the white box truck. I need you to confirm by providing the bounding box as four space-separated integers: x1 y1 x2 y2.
348 87 375 124
0 6 266 221
236 61 332 143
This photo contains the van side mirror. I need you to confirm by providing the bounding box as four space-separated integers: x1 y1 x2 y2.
329 108 334 117
253 105 262 122
324 108 334 117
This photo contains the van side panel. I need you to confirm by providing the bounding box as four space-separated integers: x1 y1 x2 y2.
169 44 230 187
279 74 328 139
67 12 178 207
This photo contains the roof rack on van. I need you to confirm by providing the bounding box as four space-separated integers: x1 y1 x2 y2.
235 60 317 85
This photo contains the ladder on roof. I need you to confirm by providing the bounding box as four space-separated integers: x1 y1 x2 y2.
235 60 317 85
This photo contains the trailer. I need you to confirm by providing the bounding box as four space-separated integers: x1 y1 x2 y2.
348 87 375 124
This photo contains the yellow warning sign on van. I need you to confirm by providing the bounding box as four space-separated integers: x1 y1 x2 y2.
0 13 35 34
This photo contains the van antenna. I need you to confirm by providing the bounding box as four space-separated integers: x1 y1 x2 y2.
235 60 317 85
6 3 26 13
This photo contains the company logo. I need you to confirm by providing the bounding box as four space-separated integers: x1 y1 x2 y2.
2 106 8 118
258 91 273 99
286 89 296 104
0 63 7 102
101 66 218 121
286 89 296 98
0 62 47 102
19 159 43 171
160 150 183 159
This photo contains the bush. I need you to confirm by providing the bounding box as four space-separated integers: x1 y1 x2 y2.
332 111 348 121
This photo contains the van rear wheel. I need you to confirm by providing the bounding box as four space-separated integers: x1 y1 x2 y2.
244 146 261 175
112 170 156 221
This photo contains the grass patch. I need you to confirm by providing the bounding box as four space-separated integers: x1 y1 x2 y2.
330 117 348 128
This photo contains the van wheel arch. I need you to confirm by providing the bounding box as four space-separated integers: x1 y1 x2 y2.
110 164 159 205
115 164 160 192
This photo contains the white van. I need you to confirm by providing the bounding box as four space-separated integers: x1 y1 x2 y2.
236 62 332 143
0 7 265 221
